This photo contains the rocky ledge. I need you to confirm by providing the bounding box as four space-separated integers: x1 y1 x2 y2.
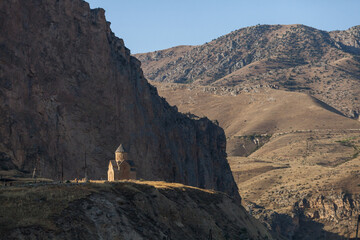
0 181 272 240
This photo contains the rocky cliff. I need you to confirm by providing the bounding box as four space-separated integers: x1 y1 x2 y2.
251 192 360 239
135 24 360 118
298 193 360 239
0 0 238 199
0 182 272 240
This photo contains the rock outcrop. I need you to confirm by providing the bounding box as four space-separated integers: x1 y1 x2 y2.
0 182 272 240
330 25 360 54
250 192 360 239
0 0 238 199
297 193 360 239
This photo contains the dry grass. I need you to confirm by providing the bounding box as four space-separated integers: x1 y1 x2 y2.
154 84 360 137
229 133 360 207
0 180 222 234
83 179 218 194
0 184 96 232
132 180 218 194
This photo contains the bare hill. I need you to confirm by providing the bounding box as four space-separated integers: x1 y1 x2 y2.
135 24 360 118
154 83 360 156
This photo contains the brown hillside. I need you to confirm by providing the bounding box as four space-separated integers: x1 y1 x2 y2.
154 83 360 156
154 83 360 239
230 133 360 239
135 24 360 118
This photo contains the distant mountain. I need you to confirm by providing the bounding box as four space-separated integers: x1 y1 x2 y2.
135 24 360 118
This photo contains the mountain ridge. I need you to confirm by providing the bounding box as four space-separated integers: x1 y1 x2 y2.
135 24 360 118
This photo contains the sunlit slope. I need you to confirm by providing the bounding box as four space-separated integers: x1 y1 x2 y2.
154 83 360 137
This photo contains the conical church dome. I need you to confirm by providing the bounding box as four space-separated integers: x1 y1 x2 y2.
115 144 126 153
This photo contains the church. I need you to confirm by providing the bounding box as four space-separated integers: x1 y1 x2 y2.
107 144 137 181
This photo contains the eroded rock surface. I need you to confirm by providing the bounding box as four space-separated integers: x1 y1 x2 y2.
250 193 360 239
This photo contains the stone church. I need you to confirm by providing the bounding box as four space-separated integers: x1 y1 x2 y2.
107 144 137 181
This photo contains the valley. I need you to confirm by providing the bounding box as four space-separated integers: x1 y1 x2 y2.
0 0 359 238
151 82 360 238
136 24 360 238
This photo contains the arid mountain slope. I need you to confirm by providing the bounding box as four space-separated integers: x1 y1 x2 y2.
0 0 238 198
0 181 272 240
154 83 360 156
135 24 360 118
230 134 360 239
154 83 360 239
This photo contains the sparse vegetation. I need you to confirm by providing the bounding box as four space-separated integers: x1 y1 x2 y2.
0 183 96 232
0 181 272 239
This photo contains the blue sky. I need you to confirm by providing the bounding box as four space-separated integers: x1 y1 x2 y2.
87 0 360 54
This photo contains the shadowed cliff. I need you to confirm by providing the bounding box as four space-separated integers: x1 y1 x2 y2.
0 0 239 199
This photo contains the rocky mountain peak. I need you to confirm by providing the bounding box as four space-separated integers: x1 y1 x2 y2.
135 24 360 118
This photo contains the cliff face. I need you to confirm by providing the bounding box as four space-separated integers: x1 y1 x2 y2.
0 0 238 198
252 193 360 239
298 193 360 239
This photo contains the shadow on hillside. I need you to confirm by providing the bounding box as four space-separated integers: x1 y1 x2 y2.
310 96 346 117
293 215 345 240
268 211 345 240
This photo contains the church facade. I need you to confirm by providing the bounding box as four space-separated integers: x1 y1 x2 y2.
107 144 137 181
